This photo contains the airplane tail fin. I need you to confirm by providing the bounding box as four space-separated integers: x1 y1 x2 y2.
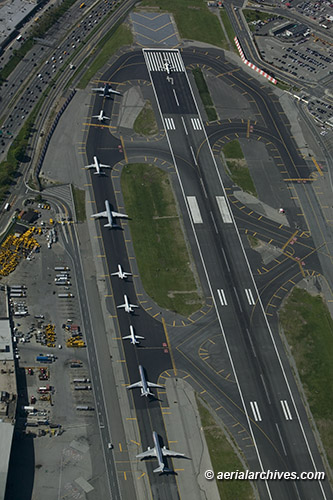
153 465 172 473
104 223 112 228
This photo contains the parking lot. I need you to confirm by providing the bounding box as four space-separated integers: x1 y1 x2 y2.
3 198 103 500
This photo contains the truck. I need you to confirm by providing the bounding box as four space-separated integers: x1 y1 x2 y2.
10 285 27 290
36 355 52 363
54 266 69 271
55 281 71 286
58 293 74 298
73 378 90 383
76 406 94 411
74 385 92 391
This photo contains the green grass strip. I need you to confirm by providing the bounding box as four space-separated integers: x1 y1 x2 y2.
72 186 86 222
121 163 202 316
222 139 244 159
197 397 254 499
77 24 133 89
279 287 333 466
192 68 217 122
139 0 227 48
220 9 237 47
133 100 158 136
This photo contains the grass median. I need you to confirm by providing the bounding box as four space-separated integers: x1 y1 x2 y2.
133 100 158 136
220 10 236 49
197 397 254 499
222 140 257 197
279 287 333 467
121 163 202 316
192 68 217 122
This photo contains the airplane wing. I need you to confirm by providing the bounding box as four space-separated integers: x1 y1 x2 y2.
116 304 126 309
85 164 94 169
100 163 111 168
111 211 128 218
147 382 164 388
136 448 157 459
162 447 185 458
127 381 142 389
91 210 107 219
92 87 103 92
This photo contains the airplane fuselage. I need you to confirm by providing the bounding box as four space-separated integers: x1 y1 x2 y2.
105 200 114 226
139 365 149 395
153 431 165 471
93 156 100 173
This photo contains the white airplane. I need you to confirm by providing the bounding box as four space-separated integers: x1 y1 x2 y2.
91 200 128 228
85 156 111 175
122 325 144 345
111 264 132 280
117 294 138 313
136 431 185 473
160 58 175 75
92 110 110 122
127 365 163 396
92 82 121 97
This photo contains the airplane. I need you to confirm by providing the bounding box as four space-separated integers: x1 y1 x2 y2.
122 325 144 345
111 264 132 280
160 58 175 75
136 431 185 473
92 109 110 122
127 365 163 396
85 156 111 175
91 200 128 228
117 294 138 313
92 82 121 97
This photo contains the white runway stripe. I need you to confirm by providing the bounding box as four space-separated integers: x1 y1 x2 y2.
216 196 232 223
245 288 255 305
164 117 175 130
187 196 203 223
143 49 185 73
250 401 262 422
217 289 227 306
280 400 293 420
191 118 202 130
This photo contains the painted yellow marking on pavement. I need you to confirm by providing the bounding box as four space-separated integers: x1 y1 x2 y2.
281 230 298 251
312 156 323 176
120 135 128 163
119 443 122 452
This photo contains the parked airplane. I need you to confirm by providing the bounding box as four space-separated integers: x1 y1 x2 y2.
111 264 132 280
92 82 121 97
136 431 185 473
92 109 110 122
91 200 128 228
117 294 138 313
85 156 111 175
127 365 162 396
122 325 144 345
160 58 175 75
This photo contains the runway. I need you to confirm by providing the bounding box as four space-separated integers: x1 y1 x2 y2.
83 47 332 500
